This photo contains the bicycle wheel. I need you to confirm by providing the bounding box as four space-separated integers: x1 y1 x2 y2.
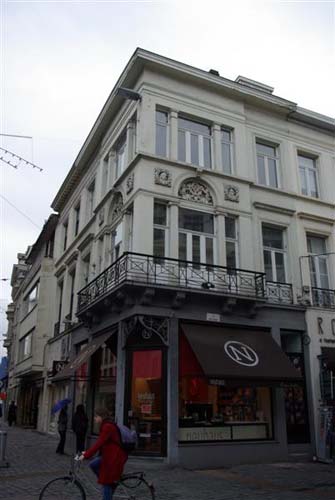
39 476 86 500
114 477 155 500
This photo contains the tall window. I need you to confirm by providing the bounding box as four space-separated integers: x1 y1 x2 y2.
102 156 109 196
298 154 318 198
225 217 238 268
115 132 127 179
262 225 286 282
221 128 233 174
97 237 104 274
111 223 122 264
307 236 329 289
92 344 117 434
24 282 39 315
82 253 91 286
74 203 80 237
68 270 76 319
19 331 32 361
179 208 214 266
178 117 211 168
153 202 168 258
256 140 279 188
57 280 64 327
87 180 95 219
156 110 168 157
63 220 68 251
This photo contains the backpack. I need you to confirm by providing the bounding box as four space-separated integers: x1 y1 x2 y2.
116 423 138 453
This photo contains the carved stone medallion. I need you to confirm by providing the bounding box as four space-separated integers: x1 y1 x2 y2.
224 185 239 202
154 168 172 187
178 179 213 205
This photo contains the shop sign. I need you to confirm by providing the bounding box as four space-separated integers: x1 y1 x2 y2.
224 341 259 367
206 313 222 322
209 379 226 386
179 427 231 442
137 392 155 402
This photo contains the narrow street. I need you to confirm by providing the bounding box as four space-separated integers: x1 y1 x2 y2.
1 425 335 500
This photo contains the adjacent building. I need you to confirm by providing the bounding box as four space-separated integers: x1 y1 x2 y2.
5 49 335 467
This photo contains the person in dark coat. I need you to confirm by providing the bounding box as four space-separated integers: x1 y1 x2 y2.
80 407 128 500
56 405 68 454
7 401 17 426
72 404 88 453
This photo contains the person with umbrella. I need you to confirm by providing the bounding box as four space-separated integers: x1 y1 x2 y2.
52 398 71 455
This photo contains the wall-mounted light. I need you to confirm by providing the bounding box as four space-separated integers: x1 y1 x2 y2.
116 87 141 101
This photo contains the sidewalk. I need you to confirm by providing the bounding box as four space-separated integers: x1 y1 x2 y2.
1 424 335 499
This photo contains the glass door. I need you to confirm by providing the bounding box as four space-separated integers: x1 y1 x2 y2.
178 208 215 287
126 349 166 455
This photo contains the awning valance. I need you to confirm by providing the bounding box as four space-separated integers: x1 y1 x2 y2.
181 324 301 383
53 331 115 382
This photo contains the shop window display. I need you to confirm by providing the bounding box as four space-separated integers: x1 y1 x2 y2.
179 333 273 442
91 345 117 434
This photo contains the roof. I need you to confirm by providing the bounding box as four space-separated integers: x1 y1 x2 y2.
26 213 58 265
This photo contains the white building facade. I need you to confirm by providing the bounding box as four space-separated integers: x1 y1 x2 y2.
6 49 335 466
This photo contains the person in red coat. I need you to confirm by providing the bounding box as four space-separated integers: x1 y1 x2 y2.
79 407 128 500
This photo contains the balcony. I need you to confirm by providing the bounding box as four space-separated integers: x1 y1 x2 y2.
266 281 294 305
76 252 297 315
312 287 335 309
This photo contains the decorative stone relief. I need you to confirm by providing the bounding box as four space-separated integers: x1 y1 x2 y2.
154 168 172 187
224 185 239 203
178 179 213 205
98 207 105 225
111 192 124 221
126 173 134 194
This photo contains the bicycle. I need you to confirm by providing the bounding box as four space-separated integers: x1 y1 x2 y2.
39 455 156 500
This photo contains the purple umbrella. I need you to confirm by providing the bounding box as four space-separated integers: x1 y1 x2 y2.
51 398 71 415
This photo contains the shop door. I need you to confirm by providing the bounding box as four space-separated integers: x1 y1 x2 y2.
126 349 166 455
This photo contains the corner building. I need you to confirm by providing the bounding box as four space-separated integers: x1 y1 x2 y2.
50 49 335 467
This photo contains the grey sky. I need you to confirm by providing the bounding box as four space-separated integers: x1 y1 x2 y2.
0 0 334 354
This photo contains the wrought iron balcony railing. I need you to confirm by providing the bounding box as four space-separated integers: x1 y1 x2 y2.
312 287 335 309
77 252 267 313
266 281 294 305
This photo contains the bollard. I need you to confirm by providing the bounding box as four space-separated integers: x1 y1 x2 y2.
0 430 9 468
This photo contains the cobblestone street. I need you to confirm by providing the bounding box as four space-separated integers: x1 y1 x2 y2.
1 425 335 500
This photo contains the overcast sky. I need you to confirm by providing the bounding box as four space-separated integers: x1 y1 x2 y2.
0 0 334 355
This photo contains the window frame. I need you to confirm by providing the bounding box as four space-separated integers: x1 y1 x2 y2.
114 132 127 180
225 216 239 269
298 152 319 198
74 203 81 237
178 116 212 169
153 201 169 259
221 127 234 175
256 139 280 188
87 179 96 219
178 207 215 265
306 235 329 289
19 331 33 361
24 282 39 314
262 225 287 283
155 109 169 158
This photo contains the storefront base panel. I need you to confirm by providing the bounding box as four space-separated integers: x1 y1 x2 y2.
178 441 289 469
288 443 313 462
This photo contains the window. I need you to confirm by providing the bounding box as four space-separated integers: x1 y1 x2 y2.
153 202 168 258
179 208 214 266
298 154 318 198
97 237 104 274
156 110 168 157
57 280 64 327
24 282 39 314
102 156 109 196
82 253 91 286
91 344 117 434
221 128 233 174
87 180 95 219
19 331 32 361
178 117 211 168
111 223 122 264
63 220 68 251
307 236 329 289
68 269 76 319
256 140 279 188
115 132 127 179
262 226 286 282
225 217 238 268
179 333 273 442
74 204 80 237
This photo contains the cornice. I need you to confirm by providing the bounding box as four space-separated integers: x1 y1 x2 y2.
297 212 335 226
77 232 95 252
253 202 296 217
